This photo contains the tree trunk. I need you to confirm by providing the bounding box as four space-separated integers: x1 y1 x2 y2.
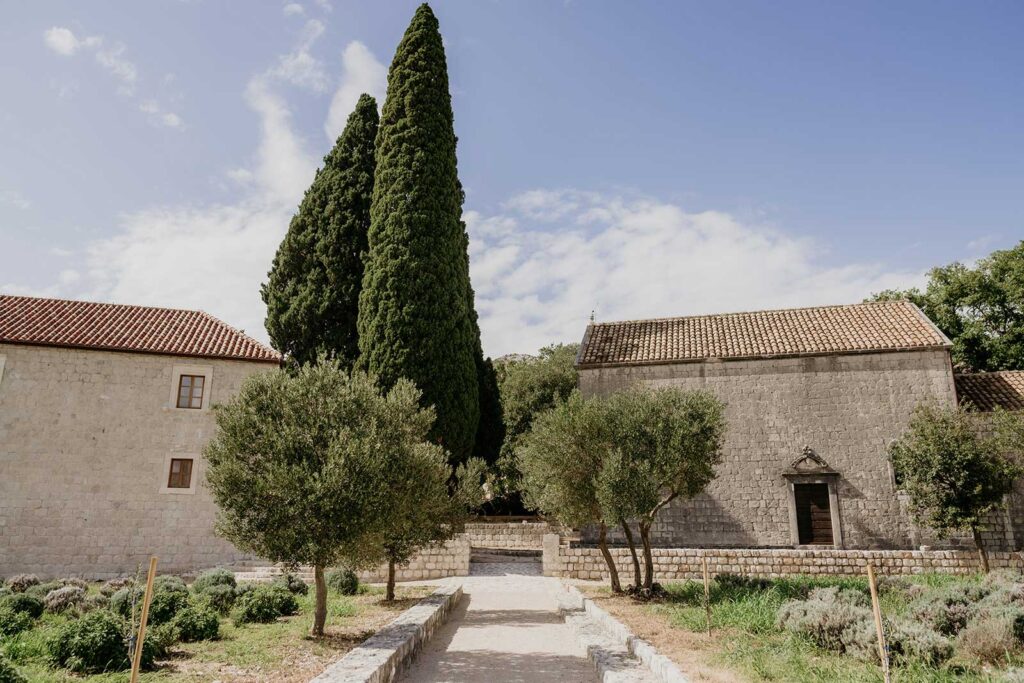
312 564 327 637
621 520 642 590
973 526 991 574
386 559 397 601
597 522 622 593
639 520 655 590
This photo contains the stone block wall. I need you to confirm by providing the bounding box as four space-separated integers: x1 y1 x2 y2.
357 536 471 582
579 349 968 550
0 343 275 578
544 536 1023 580
462 521 554 549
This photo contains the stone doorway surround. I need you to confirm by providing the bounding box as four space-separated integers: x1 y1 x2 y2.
783 446 844 549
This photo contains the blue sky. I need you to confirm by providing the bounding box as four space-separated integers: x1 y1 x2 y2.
1 1 1021 356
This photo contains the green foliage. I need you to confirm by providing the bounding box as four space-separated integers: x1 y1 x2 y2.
358 3 480 465
0 655 26 683
473 353 504 467
23 582 60 599
326 568 359 596
0 603 33 637
272 573 309 596
171 602 220 642
262 93 379 369
195 583 236 614
99 577 133 597
47 609 144 673
868 240 1024 371
108 576 189 625
1 594 43 619
43 585 85 614
890 404 1023 538
3 576 38 594
519 391 609 528
191 568 236 593
231 584 298 626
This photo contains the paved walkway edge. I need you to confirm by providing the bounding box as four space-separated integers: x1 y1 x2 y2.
560 583 690 683
309 582 464 683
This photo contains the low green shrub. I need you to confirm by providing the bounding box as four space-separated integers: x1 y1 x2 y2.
81 594 110 613
233 581 257 599
44 585 86 614
887 619 954 665
0 586 10 599
109 576 189 625
48 610 149 673
58 578 88 590
171 603 220 642
0 604 33 637
0 654 27 683
957 609 1024 664
326 568 360 596
195 583 236 614
231 584 299 626
273 573 309 596
777 594 873 653
99 577 133 597
910 585 988 636
191 568 236 592
1 594 44 619
4 575 39 594
23 581 61 599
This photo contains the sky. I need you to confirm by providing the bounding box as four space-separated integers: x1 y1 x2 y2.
1 1 1021 357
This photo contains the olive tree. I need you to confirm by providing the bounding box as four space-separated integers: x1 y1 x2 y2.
518 392 623 592
606 387 726 591
204 362 432 635
890 404 1024 573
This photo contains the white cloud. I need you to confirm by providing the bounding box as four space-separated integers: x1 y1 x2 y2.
268 19 328 92
466 190 927 356
43 27 100 56
283 3 305 16
0 189 31 210
313 0 332 12
324 41 386 141
43 25 183 126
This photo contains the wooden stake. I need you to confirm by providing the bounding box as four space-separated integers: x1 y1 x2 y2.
130 557 158 683
702 556 711 636
866 564 890 683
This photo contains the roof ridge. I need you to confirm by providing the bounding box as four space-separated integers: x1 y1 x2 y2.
589 299 913 328
0 292 207 317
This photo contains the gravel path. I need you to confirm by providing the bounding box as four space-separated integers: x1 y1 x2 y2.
398 563 598 683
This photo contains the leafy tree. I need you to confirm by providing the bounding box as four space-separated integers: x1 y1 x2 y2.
605 387 726 591
262 94 378 369
519 392 623 592
474 353 504 467
889 404 1024 573
868 241 1024 371
370 385 487 600
595 448 658 590
358 3 481 464
493 343 579 506
204 362 426 635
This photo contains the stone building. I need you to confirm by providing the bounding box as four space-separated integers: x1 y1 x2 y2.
576 300 1024 551
0 295 280 578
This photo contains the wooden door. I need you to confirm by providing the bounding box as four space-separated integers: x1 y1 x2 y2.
795 483 833 545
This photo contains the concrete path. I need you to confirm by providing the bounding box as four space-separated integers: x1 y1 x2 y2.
398 562 599 683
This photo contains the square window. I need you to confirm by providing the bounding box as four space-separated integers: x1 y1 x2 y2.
177 375 205 409
167 458 194 489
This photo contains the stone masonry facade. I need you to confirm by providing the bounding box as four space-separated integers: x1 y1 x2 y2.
0 343 275 578
578 348 1003 551
544 536 1024 580
462 522 552 550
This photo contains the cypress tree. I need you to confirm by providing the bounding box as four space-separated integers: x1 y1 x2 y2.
262 94 379 368
358 4 480 464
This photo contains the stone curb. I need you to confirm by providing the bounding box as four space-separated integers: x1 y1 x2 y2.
308 582 463 683
560 583 689 683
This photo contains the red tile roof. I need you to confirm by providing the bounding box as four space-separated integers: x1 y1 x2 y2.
578 301 950 367
0 295 280 363
955 371 1024 412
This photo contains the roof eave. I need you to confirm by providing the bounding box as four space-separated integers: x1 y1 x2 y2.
0 338 282 365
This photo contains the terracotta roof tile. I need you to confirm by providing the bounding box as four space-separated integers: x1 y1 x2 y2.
955 371 1024 412
577 301 950 367
0 294 280 363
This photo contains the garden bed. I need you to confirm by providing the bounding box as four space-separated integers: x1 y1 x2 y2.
579 571 1024 682
0 572 429 683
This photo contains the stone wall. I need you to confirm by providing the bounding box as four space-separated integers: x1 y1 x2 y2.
462 521 553 549
544 536 1023 580
357 536 471 582
0 343 275 578
578 349 970 550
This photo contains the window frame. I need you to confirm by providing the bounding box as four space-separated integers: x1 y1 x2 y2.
168 364 213 411
176 374 206 409
167 457 194 489
159 453 199 495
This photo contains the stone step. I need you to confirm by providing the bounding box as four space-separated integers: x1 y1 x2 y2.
556 591 660 683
